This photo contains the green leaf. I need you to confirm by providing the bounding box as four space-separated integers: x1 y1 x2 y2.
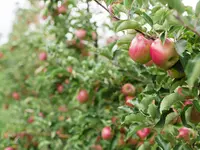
117 34 135 46
165 112 178 125
193 100 200 112
195 1 200 17
148 103 158 119
155 135 171 150
160 31 167 44
123 0 133 10
175 40 187 57
124 113 146 124
160 93 184 113
138 142 151 150
38 141 51 149
140 95 155 112
142 12 153 27
180 104 192 128
116 20 142 32
155 108 173 128
187 56 200 87
126 125 147 140
165 0 185 13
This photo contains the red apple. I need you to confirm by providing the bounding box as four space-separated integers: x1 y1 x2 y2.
120 127 126 134
177 87 193 99
58 105 67 112
57 5 67 14
136 128 151 139
4 147 15 150
0 52 4 58
67 66 73 73
77 89 89 103
39 112 44 118
111 116 117 124
125 96 135 107
106 36 118 44
101 126 113 140
184 99 193 106
75 29 86 39
118 134 126 146
129 34 152 64
39 52 47 61
12 92 20 100
58 116 65 121
57 84 64 93
91 145 103 150
150 38 179 70
177 127 190 141
121 83 136 96
65 79 70 84
92 31 97 40
127 138 138 145
28 116 34 123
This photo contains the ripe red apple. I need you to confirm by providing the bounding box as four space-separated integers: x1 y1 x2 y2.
91 145 103 150
125 96 135 107
106 36 118 44
111 116 117 124
92 31 97 40
184 99 193 106
28 116 34 123
38 112 44 118
39 52 47 61
57 84 64 93
118 134 126 146
12 92 20 100
136 128 151 139
57 5 67 14
121 83 136 96
77 89 89 103
67 66 73 73
65 79 70 84
0 52 4 58
150 38 179 70
75 29 86 39
58 105 67 112
129 34 152 64
127 138 138 145
58 116 65 121
177 127 190 141
177 87 193 99
101 126 113 140
4 147 15 150
120 127 126 134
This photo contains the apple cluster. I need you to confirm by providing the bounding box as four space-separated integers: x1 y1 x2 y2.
129 34 183 78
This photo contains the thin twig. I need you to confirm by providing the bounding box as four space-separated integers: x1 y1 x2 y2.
94 0 120 20
174 15 200 38
94 0 156 40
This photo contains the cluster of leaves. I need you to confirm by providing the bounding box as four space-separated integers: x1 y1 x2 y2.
0 0 200 150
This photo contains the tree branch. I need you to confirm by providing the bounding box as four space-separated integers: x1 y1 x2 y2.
174 14 200 38
94 0 156 40
94 0 120 21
